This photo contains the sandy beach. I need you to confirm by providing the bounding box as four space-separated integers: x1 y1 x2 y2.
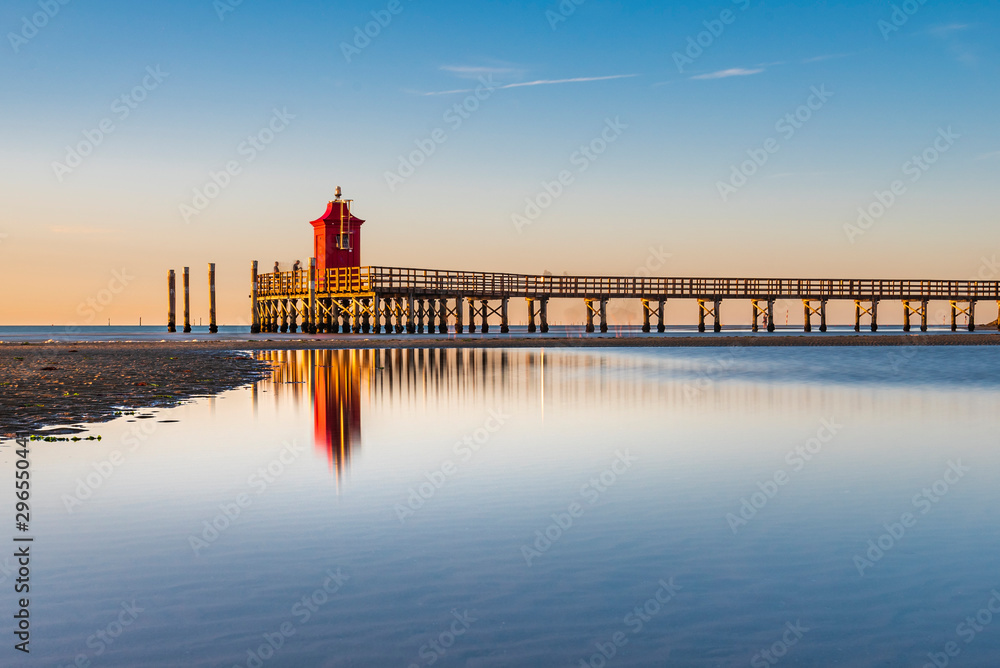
2 333 998 437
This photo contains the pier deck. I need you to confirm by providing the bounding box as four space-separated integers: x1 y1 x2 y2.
250 264 1000 334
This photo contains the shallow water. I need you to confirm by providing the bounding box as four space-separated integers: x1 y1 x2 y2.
5 346 1000 666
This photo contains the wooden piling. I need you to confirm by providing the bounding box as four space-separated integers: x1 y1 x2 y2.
950 301 958 332
969 301 976 332
820 300 828 333
481 300 490 333
208 263 218 334
697 299 706 333
539 298 549 333
599 299 608 333
308 258 317 334
767 299 775 333
501 298 510 334
527 298 537 334
455 297 464 334
641 299 651 333
921 300 929 332
183 267 192 333
903 300 911 332
167 270 176 333
251 261 260 334
803 300 812 333
657 299 665 333
585 299 595 333
713 298 721 333
438 299 448 334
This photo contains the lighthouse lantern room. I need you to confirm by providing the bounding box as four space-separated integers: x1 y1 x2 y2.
310 187 366 276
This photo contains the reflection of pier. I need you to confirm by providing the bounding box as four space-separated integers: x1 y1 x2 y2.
254 349 997 486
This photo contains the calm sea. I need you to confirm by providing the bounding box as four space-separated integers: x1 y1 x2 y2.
0 324 972 343
4 346 1000 666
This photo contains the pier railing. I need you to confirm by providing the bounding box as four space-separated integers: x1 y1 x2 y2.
256 266 1000 301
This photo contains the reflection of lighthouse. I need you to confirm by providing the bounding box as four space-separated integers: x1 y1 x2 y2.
311 350 364 485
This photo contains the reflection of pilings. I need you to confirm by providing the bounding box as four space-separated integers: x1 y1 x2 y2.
255 348 1000 493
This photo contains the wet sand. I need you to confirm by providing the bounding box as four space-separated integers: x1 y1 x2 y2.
2 334 998 437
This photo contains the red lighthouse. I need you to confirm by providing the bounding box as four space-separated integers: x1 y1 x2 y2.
310 187 365 277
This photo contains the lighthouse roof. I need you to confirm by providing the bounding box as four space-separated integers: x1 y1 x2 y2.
310 199 365 227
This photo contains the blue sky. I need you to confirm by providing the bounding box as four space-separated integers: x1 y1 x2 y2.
1 0 998 323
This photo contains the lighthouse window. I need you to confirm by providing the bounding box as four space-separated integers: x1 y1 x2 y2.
337 233 352 250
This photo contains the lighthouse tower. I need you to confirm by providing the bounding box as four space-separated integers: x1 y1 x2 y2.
310 187 366 277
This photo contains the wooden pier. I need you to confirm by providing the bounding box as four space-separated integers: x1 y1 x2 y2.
249 264 1000 334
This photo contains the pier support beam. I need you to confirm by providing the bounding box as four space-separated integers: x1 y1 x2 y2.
307 259 317 334
480 300 490 333
183 267 192 333
600 298 608 333
208 263 218 334
803 300 827 333
167 270 176 333
950 300 976 332
640 298 664 333
467 298 477 333
501 298 510 334
539 298 549 334
417 299 427 334
454 297 464 334
527 298 537 334
854 299 878 332
407 295 416 334
585 299 596 333
250 261 260 334
903 300 929 332
698 299 721 333
438 299 448 334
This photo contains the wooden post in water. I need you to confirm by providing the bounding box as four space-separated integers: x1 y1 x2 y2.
527 298 537 333
455 297 464 334
208 263 218 334
641 299 651 333
969 301 976 332
167 270 176 333
467 298 476 333
183 267 192 333
438 299 448 334
903 300 911 332
713 298 722 333
870 299 878 332
921 299 929 332
950 301 958 332
250 261 260 334
803 300 812 333
657 298 666 333
480 300 490 333
307 258 317 334
539 298 549 334
820 300 828 332
767 299 775 333
501 298 510 334
585 299 596 333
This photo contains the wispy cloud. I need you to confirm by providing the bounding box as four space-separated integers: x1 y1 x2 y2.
802 52 854 64
924 23 971 37
423 74 639 96
440 65 521 78
976 151 1000 161
690 67 764 80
